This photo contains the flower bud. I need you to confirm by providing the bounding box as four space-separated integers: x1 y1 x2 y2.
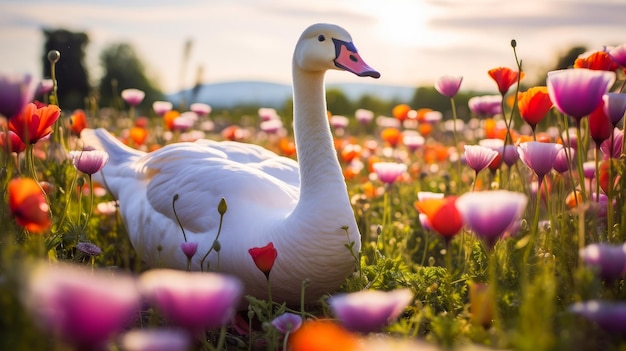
47 50 61 64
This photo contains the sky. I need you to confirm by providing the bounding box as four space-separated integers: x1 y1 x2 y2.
1 0 625 94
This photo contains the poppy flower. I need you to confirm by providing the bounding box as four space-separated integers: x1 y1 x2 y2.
546 68 615 122
414 196 463 242
248 242 278 279
328 289 413 333
289 320 359 351
121 88 145 106
69 109 88 135
553 147 575 174
488 67 524 95
120 328 191 351
589 101 613 145
392 104 411 121
468 95 502 118
0 130 27 154
380 127 402 147
569 300 626 334
271 312 303 334
0 73 36 120
190 102 212 117
517 141 563 185
372 162 407 184
355 108 374 124
518 86 553 131
609 44 626 67
139 269 243 333
23 262 140 350
579 243 626 281
464 145 499 175
435 75 463 98
602 93 626 127
69 148 109 175
574 51 619 71
9 102 61 144
8 177 51 233
600 129 623 159
129 126 148 146
152 101 173 116
455 190 528 249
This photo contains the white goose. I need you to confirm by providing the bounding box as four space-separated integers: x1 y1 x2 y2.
81 23 380 305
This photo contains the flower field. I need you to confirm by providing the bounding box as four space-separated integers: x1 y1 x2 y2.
1 43 626 351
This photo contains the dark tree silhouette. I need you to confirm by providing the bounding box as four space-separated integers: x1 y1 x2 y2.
42 29 90 110
98 42 163 112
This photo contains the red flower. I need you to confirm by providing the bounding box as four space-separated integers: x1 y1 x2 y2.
0 130 27 154
9 102 61 144
575 51 619 72
8 177 51 233
69 109 88 135
488 67 525 95
589 101 613 146
517 86 553 130
414 196 463 242
248 242 277 279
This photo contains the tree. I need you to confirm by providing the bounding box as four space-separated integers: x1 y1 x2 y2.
42 29 90 109
98 43 163 112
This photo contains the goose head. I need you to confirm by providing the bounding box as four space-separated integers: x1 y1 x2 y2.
293 23 380 78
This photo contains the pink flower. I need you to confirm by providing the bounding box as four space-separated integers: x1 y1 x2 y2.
372 162 407 184
139 269 243 333
329 289 413 333
120 328 191 351
468 95 502 117
517 141 562 184
121 88 145 106
0 73 36 119
180 241 198 259
602 93 626 127
152 101 173 116
609 44 626 67
434 75 463 98
553 146 575 173
600 128 623 159
69 148 109 175
546 68 615 122
271 312 303 334
23 262 140 350
355 108 374 124
455 190 528 248
463 145 499 174
190 103 212 116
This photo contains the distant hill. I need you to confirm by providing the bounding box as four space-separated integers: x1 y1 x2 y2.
167 81 415 108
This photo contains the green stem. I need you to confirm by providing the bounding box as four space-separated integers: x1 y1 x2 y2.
267 277 273 320
450 97 462 187
575 123 587 201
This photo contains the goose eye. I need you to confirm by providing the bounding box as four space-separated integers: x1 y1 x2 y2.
317 35 325 42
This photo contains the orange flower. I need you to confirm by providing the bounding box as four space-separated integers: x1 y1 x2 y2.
9 102 61 144
418 123 433 137
129 126 148 146
414 108 432 122
69 109 88 135
248 242 277 279
598 159 620 195
340 143 361 163
488 67 524 95
518 86 553 130
279 138 296 157
484 118 497 139
8 177 51 233
380 127 401 147
163 110 180 131
414 196 463 241
290 320 359 351
575 51 619 71
392 104 411 121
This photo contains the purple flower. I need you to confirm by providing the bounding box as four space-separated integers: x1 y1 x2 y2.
76 241 102 256
330 115 349 129
190 103 212 116
152 101 173 116
463 145 499 174
138 269 243 333
355 108 374 124
69 148 109 175
569 300 626 333
0 73 36 119
546 68 615 122
602 93 626 127
609 44 626 66
121 88 145 106
435 75 463 98
120 328 191 351
553 146 575 173
579 243 626 281
582 161 596 179
271 312 303 334
501 145 519 167
402 131 425 152
517 141 562 184
38 79 54 95
328 289 413 333
468 95 502 117
372 162 407 184
23 262 140 350
600 128 623 159
455 190 528 248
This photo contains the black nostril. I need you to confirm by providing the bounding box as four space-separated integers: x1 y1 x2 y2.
349 54 358 62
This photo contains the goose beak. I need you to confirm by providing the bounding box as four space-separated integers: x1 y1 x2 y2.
332 38 380 79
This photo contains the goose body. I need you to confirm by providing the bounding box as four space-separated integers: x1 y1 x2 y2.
82 23 379 305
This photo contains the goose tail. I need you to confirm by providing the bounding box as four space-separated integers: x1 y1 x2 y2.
80 128 144 166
